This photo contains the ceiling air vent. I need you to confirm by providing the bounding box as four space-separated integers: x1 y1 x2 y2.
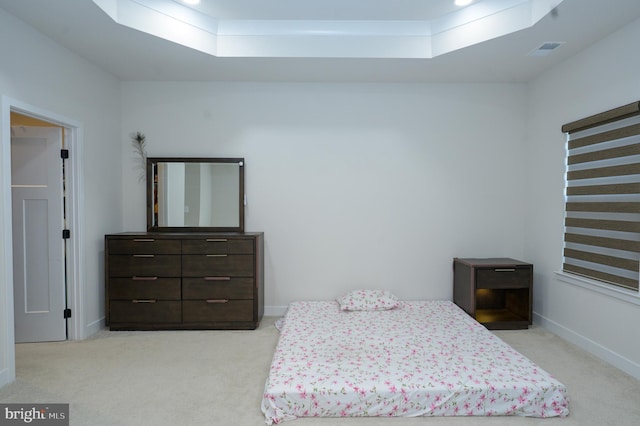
528 42 565 57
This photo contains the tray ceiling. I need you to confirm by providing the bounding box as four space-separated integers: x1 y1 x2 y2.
91 0 565 58
1 0 640 82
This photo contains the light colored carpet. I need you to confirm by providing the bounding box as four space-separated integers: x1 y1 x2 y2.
1 317 639 426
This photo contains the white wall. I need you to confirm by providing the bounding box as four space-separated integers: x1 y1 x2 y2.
121 82 528 311
0 8 122 386
525 17 640 378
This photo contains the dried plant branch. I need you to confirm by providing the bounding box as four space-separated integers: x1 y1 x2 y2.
131 131 147 183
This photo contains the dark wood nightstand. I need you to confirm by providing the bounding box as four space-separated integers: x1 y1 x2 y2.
453 258 532 330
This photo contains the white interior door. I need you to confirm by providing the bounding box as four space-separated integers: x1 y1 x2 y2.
11 126 66 343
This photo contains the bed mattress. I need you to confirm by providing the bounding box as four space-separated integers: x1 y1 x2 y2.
262 300 569 424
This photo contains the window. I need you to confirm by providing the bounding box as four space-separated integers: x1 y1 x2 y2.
562 101 640 291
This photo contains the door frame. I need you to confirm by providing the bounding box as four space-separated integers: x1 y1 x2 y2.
0 96 85 383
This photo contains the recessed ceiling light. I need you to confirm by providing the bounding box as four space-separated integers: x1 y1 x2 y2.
455 0 473 6
182 0 200 5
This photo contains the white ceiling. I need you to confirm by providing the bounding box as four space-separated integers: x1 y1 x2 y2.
90 0 565 59
1 0 640 83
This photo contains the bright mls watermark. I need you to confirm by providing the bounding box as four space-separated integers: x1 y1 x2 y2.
1 404 68 425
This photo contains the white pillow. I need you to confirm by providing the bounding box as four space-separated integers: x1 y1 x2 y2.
337 289 399 311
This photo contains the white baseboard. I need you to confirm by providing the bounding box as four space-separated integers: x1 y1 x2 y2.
0 367 14 388
264 306 288 317
83 317 104 339
534 312 640 380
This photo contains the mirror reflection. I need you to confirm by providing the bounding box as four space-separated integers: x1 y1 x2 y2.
147 158 244 232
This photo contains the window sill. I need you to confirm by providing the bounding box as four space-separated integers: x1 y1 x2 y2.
555 271 640 307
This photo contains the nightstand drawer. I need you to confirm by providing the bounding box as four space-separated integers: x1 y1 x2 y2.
476 267 531 289
108 254 181 277
109 277 181 300
182 238 254 255
182 254 254 277
110 300 181 323
183 277 254 300
182 300 253 322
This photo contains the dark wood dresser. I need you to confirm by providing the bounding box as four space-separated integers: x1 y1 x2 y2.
453 257 532 330
105 232 263 330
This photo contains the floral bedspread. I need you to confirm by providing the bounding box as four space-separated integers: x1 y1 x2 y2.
261 300 569 424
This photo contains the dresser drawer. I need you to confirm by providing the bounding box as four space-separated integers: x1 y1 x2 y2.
182 254 254 277
108 238 181 255
182 238 254 255
476 267 531 289
182 300 253 322
110 300 181 323
108 254 181 277
183 277 253 300
109 277 181 300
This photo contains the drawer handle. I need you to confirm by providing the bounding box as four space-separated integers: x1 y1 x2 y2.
494 268 516 272
133 239 155 242
206 299 229 304
132 299 157 304
133 254 155 258
204 276 231 281
206 254 228 257
132 276 158 281
206 238 228 242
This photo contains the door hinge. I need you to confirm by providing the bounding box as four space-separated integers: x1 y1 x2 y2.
60 149 69 159
63 308 72 319
62 229 71 239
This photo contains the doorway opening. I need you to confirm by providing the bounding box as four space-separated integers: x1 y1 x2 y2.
1 97 84 383
11 113 68 342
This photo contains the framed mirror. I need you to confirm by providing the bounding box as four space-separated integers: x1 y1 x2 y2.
147 157 245 232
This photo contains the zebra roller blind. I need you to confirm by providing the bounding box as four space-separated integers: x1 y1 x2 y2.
562 101 640 291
